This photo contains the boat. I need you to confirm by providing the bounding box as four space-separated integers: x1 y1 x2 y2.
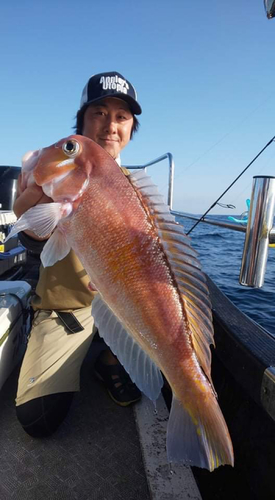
0 143 275 500
2 9 275 498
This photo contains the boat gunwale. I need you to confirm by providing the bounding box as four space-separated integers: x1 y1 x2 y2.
207 275 275 419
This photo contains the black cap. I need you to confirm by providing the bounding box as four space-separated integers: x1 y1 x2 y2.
80 71 142 115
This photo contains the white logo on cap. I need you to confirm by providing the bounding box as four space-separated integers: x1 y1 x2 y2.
99 75 129 95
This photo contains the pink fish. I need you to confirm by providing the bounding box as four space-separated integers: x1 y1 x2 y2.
9 135 234 471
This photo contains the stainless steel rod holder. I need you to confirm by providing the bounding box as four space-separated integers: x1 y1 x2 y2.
240 176 275 288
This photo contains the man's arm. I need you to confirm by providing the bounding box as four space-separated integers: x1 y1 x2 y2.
18 231 46 255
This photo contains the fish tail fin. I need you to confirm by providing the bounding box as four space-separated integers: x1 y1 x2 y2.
167 395 234 471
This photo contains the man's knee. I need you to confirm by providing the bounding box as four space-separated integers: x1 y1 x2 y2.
16 392 74 438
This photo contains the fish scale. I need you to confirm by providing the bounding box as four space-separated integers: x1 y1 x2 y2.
64 177 179 340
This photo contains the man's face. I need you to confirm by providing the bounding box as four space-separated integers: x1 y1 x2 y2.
82 97 134 159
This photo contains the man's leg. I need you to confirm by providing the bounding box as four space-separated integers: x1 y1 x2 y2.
16 307 96 437
16 392 75 437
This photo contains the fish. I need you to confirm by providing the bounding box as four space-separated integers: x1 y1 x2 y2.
8 135 234 471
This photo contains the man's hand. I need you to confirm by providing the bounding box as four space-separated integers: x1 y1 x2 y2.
13 174 52 241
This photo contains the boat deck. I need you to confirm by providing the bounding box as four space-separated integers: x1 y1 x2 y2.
0 336 201 500
0 343 149 499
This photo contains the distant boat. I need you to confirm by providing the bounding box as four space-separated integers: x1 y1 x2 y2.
228 199 250 225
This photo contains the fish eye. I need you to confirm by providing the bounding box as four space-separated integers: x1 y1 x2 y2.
62 140 80 157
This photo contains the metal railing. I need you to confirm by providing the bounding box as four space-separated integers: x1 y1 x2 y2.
171 211 275 244
124 154 275 289
171 212 248 233
123 153 175 210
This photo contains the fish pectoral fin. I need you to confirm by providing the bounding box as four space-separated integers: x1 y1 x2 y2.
40 228 71 267
167 395 234 471
91 295 163 402
5 202 72 241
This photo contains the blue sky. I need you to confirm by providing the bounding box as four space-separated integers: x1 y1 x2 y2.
1 0 274 214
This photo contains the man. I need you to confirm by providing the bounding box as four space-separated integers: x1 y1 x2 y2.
14 72 142 437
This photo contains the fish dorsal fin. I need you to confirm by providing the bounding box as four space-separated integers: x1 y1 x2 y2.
129 169 215 383
92 295 163 402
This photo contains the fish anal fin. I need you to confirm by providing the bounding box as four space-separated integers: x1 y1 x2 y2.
91 295 163 402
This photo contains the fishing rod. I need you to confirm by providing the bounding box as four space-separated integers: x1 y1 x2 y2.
186 135 275 235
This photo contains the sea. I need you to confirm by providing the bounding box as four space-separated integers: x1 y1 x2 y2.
175 213 275 337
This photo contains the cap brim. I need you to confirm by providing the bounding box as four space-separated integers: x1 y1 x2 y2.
84 93 142 115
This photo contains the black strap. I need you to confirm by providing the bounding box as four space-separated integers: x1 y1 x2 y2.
18 231 46 255
55 311 84 334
